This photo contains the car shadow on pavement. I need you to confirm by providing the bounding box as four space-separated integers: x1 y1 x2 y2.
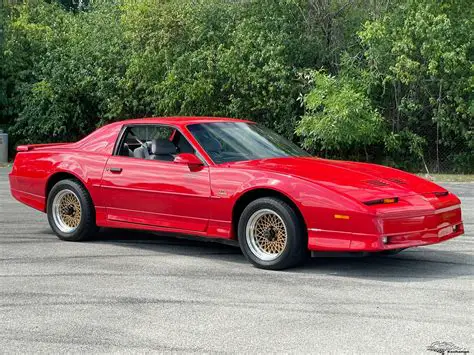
296 248 473 281
91 228 247 265
84 228 474 281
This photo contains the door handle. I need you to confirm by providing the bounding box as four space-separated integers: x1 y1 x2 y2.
109 167 122 173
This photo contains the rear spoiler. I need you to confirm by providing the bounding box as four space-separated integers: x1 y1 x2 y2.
16 143 69 152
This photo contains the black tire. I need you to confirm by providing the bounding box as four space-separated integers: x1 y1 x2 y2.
47 179 98 241
238 197 307 270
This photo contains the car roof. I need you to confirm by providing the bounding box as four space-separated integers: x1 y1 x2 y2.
111 116 252 127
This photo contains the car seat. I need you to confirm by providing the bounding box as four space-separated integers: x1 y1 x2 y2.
148 139 176 161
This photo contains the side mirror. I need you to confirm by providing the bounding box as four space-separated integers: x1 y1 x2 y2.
174 153 204 167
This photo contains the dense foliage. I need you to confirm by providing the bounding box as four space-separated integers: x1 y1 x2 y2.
0 0 472 172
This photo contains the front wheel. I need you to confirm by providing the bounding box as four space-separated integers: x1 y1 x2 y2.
238 197 307 270
47 179 97 241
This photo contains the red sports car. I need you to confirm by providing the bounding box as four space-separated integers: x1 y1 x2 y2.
9 117 464 269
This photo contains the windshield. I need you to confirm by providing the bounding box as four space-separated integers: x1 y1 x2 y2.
187 122 310 164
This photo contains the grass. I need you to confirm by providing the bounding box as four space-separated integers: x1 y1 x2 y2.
417 173 474 182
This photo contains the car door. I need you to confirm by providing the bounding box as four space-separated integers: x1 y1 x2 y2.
100 124 211 232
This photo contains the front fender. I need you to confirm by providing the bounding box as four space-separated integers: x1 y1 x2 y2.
209 166 375 238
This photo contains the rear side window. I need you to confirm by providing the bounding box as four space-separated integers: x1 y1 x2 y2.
115 124 196 162
124 125 174 147
117 125 174 158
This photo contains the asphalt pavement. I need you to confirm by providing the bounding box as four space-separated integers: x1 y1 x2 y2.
0 167 472 353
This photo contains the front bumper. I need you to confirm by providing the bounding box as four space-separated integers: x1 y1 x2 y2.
308 196 464 252
308 222 464 252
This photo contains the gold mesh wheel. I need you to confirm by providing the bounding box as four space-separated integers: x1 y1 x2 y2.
52 189 82 233
245 209 288 261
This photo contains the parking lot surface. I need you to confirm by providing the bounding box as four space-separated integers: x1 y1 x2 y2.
0 168 472 353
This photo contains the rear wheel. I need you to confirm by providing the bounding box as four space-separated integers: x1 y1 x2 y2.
238 197 307 270
47 179 97 241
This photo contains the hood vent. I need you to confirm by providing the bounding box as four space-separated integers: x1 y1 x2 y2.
388 178 407 185
365 179 389 187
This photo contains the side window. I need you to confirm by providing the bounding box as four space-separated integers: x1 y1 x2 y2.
129 125 174 142
117 125 195 162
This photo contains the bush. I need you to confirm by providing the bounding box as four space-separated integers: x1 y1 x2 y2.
1 0 472 172
4 2 126 143
296 70 383 156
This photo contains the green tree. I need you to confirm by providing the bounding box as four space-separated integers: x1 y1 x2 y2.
358 0 474 172
296 70 383 159
1 0 472 172
0 4 6 126
119 0 319 135
4 1 127 143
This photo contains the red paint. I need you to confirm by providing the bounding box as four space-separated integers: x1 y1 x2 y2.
101 156 211 231
9 117 464 252
174 153 204 167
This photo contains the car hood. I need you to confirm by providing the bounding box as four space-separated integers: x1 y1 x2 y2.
228 157 447 202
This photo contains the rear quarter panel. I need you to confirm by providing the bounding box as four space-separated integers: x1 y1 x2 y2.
9 123 122 212
10 151 109 212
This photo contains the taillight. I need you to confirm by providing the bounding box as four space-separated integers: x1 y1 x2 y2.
364 197 399 206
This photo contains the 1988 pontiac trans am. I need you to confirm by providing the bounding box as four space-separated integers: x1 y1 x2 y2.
9 117 464 269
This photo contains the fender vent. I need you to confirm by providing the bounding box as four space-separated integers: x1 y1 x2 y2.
365 179 389 187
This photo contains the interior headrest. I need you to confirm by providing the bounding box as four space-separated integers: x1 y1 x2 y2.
151 139 176 155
